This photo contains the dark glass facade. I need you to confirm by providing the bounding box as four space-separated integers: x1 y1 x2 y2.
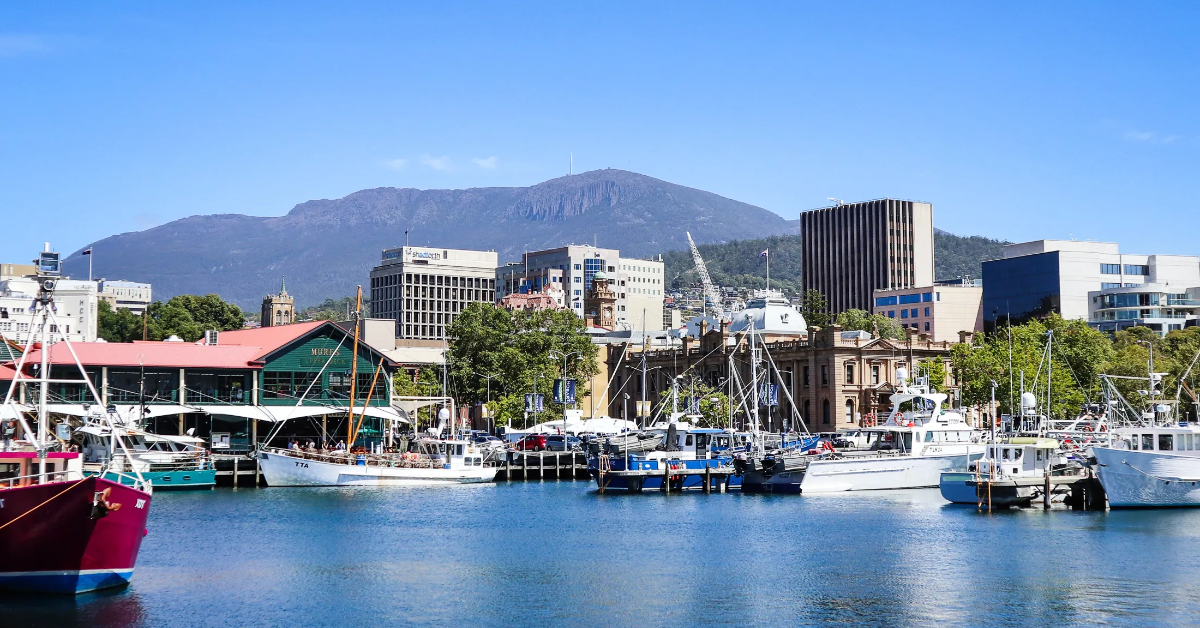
982 251 1061 332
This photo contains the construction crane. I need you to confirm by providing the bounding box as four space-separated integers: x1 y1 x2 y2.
686 231 724 321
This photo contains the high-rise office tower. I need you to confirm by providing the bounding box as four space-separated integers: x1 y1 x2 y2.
800 199 934 315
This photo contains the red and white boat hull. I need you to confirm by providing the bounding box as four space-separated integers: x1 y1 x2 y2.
0 476 152 594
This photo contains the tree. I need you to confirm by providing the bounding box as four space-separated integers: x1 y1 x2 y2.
97 300 144 343
950 315 1112 419
835 309 904 339
99 294 245 343
658 377 732 428
800 289 831 327
444 303 600 428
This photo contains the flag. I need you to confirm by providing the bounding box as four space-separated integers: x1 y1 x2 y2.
759 249 768 258
82 248 92 256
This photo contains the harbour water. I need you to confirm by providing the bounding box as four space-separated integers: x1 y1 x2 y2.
5 482 1200 627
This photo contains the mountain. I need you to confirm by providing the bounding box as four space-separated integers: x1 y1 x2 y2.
663 230 1009 297
63 170 795 308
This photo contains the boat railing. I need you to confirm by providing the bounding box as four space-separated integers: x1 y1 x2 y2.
262 446 464 469
0 471 74 488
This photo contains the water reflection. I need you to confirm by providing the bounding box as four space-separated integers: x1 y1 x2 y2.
4 483 1200 627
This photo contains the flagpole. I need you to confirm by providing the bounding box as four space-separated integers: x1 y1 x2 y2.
88 252 92 282
766 249 769 291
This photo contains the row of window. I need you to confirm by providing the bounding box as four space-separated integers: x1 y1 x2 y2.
371 273 495 290
1100 264 1150 276
1130 433 1198 452
874 292 938 307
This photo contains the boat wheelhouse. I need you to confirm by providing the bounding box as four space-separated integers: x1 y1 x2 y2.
1093 424 1200 507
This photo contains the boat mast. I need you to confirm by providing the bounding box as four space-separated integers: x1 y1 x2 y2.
347 286 362 448
750 328 761 453
36 290 50 484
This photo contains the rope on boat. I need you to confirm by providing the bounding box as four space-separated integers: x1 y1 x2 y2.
0 479 87 532
1119 460 1200 484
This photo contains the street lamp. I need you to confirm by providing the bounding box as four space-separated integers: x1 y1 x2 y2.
475 372 500 434
549 350 581 438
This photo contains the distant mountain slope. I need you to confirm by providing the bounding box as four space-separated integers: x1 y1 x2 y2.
62 170 793 308
664 230 1009 297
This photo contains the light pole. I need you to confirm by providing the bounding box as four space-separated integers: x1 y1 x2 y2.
475 372 499 434
550 350 581 437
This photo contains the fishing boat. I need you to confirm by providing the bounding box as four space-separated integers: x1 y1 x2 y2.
799 367 985 493
75 422 216 490
588 423 739 491
1091 346 1200 508
254 288 498 487
940 437 1063 507
0 248 152 593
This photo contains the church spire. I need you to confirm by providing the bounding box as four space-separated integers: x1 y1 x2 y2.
280 276 287 296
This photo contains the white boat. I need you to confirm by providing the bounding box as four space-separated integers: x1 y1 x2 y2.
940 437 1062 506
1093 425 1200 507
258 438 498 486
800 368 985 493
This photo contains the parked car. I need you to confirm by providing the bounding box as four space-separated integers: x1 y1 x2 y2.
473 435 507 454
545 435 580 452
515 434 549 451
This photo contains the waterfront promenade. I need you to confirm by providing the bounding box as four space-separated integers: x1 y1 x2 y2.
4 481 1200 627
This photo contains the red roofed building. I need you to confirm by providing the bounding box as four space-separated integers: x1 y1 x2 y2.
0 321 404 452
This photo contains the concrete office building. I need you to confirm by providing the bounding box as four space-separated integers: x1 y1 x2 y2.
97 280 153 316
518 245 665 331
872 281 983 343
369 246 498 340
496 264 566 310
0 276 97 344
982 240 1200 331
1088 285 1200 336
800 199 935 314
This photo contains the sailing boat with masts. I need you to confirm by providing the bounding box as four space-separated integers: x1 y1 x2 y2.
0 247 153 593
255 288 497 486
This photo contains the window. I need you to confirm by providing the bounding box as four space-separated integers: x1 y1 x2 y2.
871 365 880 385
888 311 895 318
924 322 930 332
1101 282 1121 289
822 400 830 424
574 264 581 270
899 294 921 304
911 309 918 318
924 307 930 317
844 363 854 384
1142 434 1154 450
1159 434 1174 451
845 400 854 424
820 365 828 386
901 310 908 319
921 292 933 302
803 366 810 387
1100 263 1121 275
574 277 581 283
1125 264 1150 276
875 296 897 307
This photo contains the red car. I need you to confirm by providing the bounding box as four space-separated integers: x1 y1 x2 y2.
516 434 548 451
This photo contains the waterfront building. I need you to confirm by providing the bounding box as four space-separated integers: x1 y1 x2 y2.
369 246 499 340
982 240 1200 331
1088 284 1200 336
872 281 983 343
800 199 935 314
260 279 294 327
0 276 97 344
0 320 401 452
97 279 152 316
604 322 956 431
517 245 666 331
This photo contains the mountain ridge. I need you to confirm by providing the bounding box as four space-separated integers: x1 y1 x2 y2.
63 169 796 308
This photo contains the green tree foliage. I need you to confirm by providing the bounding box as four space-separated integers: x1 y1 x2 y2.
950 315 1113 418
97 294 245 343
835 309 904 339
917 357 950 392
656 377 732 428
800 289 832 327
933 229 1009 282
96 300 144 343
298 296 371 322
443 303 599 428
1104 326 1200 418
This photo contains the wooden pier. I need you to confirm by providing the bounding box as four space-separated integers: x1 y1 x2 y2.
969 471 1107 511
495 451 590 481
213 454 263 488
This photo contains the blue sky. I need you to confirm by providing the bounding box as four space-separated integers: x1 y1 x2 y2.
2 2 1198 261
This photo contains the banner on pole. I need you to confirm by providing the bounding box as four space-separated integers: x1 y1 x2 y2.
524 394 544 412
553 379 577 404
759 384 779 407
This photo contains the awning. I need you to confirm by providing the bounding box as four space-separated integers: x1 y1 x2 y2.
356 405 410 424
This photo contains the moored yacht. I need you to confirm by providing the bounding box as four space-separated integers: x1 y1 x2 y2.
258 437 498 486
799 368 985 493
